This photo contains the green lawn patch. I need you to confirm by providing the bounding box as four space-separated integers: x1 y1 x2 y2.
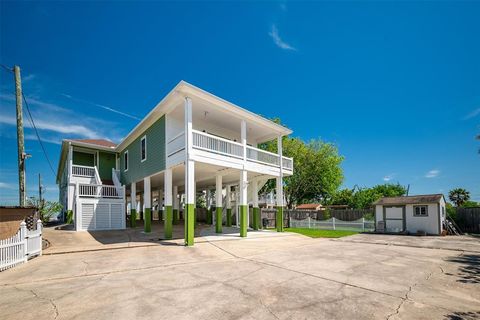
285 228 358 238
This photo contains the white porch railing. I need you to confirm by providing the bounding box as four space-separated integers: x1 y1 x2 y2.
72 165 96 177
173 130 293 171
1 220 42 272
247 146 280 166
192 130 244 159
78 184 122 198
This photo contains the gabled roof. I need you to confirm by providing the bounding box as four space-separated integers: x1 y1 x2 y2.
296 203 322 210
70 139 117 148
116 80 293 151
373 194 444 206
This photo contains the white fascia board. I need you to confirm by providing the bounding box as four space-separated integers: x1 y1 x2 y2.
116 82 184 152
176 81 292 136
64 140 117 152
115 80 292 152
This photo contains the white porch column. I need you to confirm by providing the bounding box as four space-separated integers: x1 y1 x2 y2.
67 143 73 212
215 174 223 233
130 182 137 227
143 177 152 232
276 135 284 232
164 168 173 239
241 120 247 161
184 96 195 246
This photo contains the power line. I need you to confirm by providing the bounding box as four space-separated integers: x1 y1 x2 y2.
0 63 13 73
21 92 57 176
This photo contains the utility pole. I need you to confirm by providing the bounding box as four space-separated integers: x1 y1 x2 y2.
14 65 26 207
38 173 43 204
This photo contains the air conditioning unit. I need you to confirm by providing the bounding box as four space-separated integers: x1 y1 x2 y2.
376 221 385 233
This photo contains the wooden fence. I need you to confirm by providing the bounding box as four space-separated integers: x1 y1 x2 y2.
455 207 480 234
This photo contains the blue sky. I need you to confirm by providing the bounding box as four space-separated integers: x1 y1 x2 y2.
0 1 479 204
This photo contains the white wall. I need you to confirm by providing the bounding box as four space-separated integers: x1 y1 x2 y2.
405 203 441 235
376 202 444 235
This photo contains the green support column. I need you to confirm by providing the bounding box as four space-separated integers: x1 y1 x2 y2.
215 207 222 233
185 204 195 246
173 209 179 225
226 208 232 227
164 206 173 239
239 205 248 237
276 206 284 232
253 207 260 230
144 208 151 233
130 209 137 228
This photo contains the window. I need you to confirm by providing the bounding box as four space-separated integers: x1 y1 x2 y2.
141 135 147 162
124 151 128 171
413 205 428 217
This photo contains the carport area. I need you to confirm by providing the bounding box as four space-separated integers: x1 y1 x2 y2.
1 230 479 320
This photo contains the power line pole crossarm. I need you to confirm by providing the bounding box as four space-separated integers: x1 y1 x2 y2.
14 65 26 207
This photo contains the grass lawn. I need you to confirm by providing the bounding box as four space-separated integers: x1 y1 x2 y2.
285 228 358 238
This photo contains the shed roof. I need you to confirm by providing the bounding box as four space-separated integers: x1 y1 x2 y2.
296 203 322 210
373 194 444 206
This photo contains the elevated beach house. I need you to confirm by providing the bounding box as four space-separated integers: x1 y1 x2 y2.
57 81 293 245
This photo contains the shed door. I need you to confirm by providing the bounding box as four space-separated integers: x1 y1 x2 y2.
384 206 405 232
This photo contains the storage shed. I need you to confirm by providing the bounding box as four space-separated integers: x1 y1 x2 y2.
373 194 446 235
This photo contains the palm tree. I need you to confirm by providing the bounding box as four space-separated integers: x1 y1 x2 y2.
448 188 471 207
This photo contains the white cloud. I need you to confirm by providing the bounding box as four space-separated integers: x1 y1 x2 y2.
269 24 297 51
24 133 62 145
61 93 141 120
383 173 396 182
0 114 100 139
463 107 480 120
425 169 440 178
0 182 16 189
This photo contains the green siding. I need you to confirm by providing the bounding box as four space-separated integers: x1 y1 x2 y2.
73 151 94 166
73 149 116 181
120 116 166 185
98 152 116 181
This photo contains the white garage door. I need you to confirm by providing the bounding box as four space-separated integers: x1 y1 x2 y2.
384 206 404 233
81 202 124 231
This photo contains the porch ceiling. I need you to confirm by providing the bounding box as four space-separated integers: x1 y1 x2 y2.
130 162 276 194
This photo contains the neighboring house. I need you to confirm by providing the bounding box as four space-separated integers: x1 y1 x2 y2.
296 203 322 211
56 81 294 246
373 194 446 235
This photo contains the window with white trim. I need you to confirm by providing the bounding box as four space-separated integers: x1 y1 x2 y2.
413 205 428 217
124 151 128 171
141 135 147 162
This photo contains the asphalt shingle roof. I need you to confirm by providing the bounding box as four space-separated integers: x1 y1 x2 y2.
373 194 444 205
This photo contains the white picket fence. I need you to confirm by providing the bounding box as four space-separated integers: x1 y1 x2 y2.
0 220 43 272
290 217 375 232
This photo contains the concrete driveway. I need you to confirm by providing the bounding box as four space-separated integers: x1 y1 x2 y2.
1 228 479 320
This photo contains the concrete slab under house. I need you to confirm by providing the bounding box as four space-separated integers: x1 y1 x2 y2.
56 81 293 246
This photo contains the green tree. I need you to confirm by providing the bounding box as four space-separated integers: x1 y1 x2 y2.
330 188 354 207
448 188 470 207
259 136 344 208
331 183 407 209
27 197 63 224
461 200 479 208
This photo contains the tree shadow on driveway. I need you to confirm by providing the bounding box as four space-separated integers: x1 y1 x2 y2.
445 254 480 284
